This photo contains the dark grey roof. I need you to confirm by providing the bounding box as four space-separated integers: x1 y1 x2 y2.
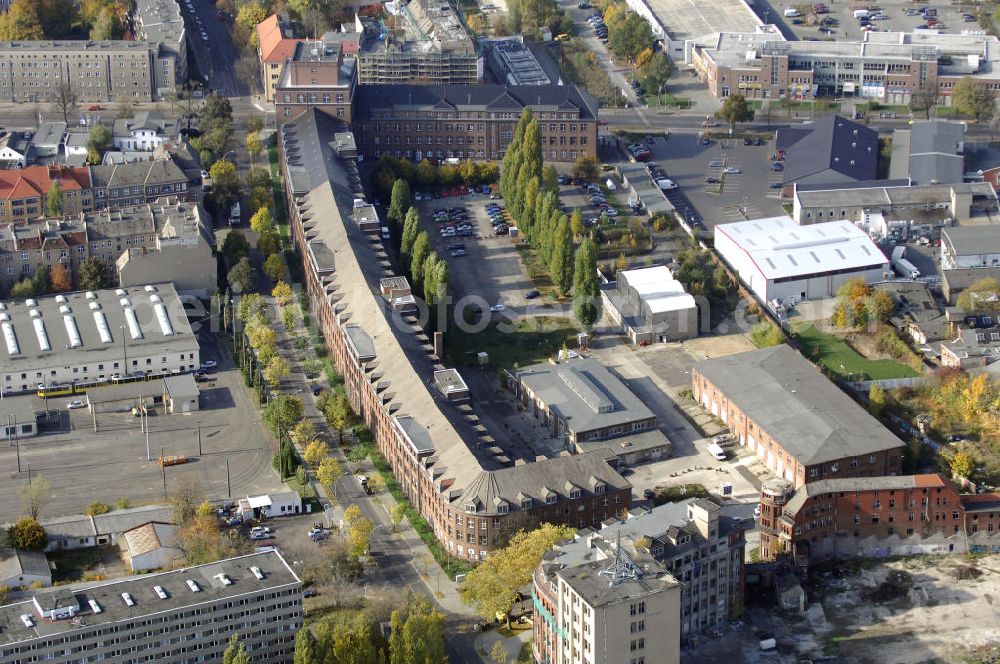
352 83 599 121
694 345 904 465
778 115 878 185
89 157 186 189
0 549 49 580
943 226 1000 256
784 474 949 513
279 108 360 195
875 280 947 341
517 358 655 435
943 266 1000 297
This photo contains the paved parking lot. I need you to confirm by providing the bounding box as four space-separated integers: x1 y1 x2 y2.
0 335 285 523
647 133 787 228
779 0 976 42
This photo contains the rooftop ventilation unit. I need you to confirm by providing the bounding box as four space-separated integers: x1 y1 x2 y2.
153 302 174 336
63 313 82 348
55 295 67 303
86 291 98 300
186 579 200 592
89 301 100 310
88 599 102 614
119 298 131 307
121 592 135 606
144 285 157 293
58 305 70 315
2 316 19 356
250 566 265 580
153 585 168 600
115 288 127 297
150 294 162 304
19 614 33 628
213 573 232 586
93 309 112 344
24 298 36 307
31 315 50 352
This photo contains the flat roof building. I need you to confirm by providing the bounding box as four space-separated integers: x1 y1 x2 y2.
275 39 356 125
0 550 301 663
0 283 200 394
515 358 672 465
131 0 188 90
624 0 762 60
603 265 699 344
693 345 905 487
890 120 966 185
357 0 479 84
484 39 551 85
714 215 889 305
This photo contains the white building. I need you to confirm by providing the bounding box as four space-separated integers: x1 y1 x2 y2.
603 265 699 344
112 113 180 152
120 521 183 572
941 226 1000 270
237 491 304 519
0 283 201 394
714 216 889 305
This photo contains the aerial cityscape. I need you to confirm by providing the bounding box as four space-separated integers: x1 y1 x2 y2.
1 0 1000 660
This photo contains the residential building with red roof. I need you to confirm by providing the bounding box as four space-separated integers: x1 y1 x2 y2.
0 166 92 224
257 15 301 103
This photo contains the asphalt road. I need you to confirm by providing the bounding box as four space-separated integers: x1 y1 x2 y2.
180 0 244 97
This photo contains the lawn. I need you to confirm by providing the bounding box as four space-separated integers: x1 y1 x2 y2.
792 324 919 380
444 316 579 369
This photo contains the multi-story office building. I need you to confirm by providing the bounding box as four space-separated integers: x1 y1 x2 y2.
0 198 214 295
352 84 599 163
692 29 1000 104
0 550 301 664
692 345 905 487
760 474 1000 564
357 0 478 85
257 14 300 103
533 499 747 663
0 40 176 103
275 40 356 124
279 108 632 563
131 0 188 92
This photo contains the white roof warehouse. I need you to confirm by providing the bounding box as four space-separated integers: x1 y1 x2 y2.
714 216 889 305
0 284 200 394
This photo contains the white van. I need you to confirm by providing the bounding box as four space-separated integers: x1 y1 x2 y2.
853 9 870 18
707 442 727 461
783 7 800 17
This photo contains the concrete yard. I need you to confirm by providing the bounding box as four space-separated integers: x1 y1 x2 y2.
683 554 1000 663
0 335 285 523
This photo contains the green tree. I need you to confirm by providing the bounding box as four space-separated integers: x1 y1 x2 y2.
400 206 421 265
607 11 653 61
263 355 290 385
390 594 447 664
0 0 44 41
542 164 559 196
750 321 784 348
570 208 584 237
864 290 895 324
262 395 304 440
572 156 599 181
294 628 320 664
868 383 887 417
324 392 352 442
550 216 574 296
387 179 412 227
227 257 255 294
716 94 754 130
257 231 281 256
236 292 265 323
46 181 63 217
210 159 240 212
572 238 599 328
221 231 251 263
957 277 1000 312
263 253 285 283
8 517 47 551
313 613 377 663
422 252 440 305
9 279 34 299
31 266 51 296
952 76 996 123
410 231 431 289
639 53 672 96
78 257 107 290
86 124 112 164
460 524 575 627
315 456 343 489
84 501 111 516
18 475 50 520
222 634 251 664
951 451 975 479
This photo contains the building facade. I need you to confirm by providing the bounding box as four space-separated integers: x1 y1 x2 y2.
279 108 632 562
275 40 355 124
0 165 92 224
603 265 699 344
692 345 905 487
692 30 1000 104
256 14 300 103
131 0 188 92
0 40 174 103
0 550 301 664
352 84 599 163
0 283 200 394
357 0 478 85
759 474 1000 564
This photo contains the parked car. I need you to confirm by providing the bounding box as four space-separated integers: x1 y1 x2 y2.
770 162 784 171
525 290 541 299
67 399 85 409
489 304 506 312
705 176 721 184
201 360 217 370
723 167 741 174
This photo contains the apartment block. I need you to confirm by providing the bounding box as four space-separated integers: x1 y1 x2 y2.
357 0 478 85
0 40 172 103
257 14 300 103
0 165 92 223
692 345 905 487
0 550 300 664
533 498 747 663
760 474 1000 564
275 39 355 124
352 84 599 163
279 108 632 563
131 0 188 92
0 197 213 294
691 29 1000 104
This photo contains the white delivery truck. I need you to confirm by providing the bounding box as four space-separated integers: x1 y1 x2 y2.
853 9 870 18
707 442 727 461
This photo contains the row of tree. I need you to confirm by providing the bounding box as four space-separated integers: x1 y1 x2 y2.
4 258 108 300
0 0 125 41
373 156 499 204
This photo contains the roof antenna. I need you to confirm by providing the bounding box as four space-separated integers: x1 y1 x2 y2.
599 529 638 587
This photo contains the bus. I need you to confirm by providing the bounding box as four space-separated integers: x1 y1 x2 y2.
36 374 153 398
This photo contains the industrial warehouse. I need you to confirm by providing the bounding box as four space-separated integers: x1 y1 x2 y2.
0 284 199 395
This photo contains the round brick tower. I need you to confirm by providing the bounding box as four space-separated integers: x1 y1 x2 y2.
759 478 794 561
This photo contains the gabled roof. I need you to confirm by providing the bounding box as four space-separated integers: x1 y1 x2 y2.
352 84 600 121
778 115 879 185
0 165 90 203
257 14 300 63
